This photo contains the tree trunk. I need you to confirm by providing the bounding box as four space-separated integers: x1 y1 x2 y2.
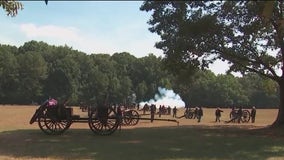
271 79 284 128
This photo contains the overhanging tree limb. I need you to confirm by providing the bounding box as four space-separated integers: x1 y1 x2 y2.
141 1 284 127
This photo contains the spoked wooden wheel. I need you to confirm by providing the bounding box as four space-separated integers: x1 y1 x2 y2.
184 110 194 119
38 108 72 135
123 110 133 125
241 110 251 123
124 110 139 126
38 114 53 135
88 107 119 136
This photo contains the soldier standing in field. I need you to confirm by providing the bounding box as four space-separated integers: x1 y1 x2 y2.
167 106 171 115
215 107 223 122
117 105 123 130
173 106 177 118
150 104 155 123
251 106 256 123
237 106 243 123
197 107 203 122
193 107 199 119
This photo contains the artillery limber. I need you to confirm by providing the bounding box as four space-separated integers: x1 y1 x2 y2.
30 99 179 136
30 99 119 136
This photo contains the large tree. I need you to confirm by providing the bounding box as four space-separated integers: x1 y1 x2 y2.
141 1 284 127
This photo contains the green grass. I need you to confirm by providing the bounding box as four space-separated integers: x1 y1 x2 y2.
1 126 284 160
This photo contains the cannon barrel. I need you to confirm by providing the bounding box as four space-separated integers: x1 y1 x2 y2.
132 117 179 126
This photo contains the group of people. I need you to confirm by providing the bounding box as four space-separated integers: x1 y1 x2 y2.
186 107 204 122
183 106 256 123
138 103 257 124
216 106 256 123
149 104 178 122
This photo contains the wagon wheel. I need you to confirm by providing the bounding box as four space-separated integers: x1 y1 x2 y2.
123 110 139 126
38 114 53 135
119 116 128 126
88 107 119 136
128 110 140 126
241 109 251 123
184 110 194 119
123 112 132 126
38 108 72 135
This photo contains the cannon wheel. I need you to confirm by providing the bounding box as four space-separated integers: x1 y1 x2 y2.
124 110 140 126
241 109 251 123
88 107 119 136
184 110 194 119
38 108 72 135
122 112 132 125
229 109 251 123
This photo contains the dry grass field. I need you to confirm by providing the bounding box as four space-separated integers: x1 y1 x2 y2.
0 105 281 160
0 105 277 131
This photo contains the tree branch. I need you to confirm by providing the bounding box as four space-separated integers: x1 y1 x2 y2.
242 42 279 78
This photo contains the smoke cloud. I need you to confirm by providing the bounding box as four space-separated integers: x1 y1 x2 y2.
139 87 185 108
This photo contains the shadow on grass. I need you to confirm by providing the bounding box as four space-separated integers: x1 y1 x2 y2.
1 126 284 160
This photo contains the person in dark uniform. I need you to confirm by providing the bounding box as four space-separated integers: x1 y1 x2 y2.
194 107 199 119
158 105 162 117
167 106 171 115
173 106 177 118
197 107 203 122
237 107 243 123
215 107 223 122
117 105 123 130
150 104 155 122
251 106 256 123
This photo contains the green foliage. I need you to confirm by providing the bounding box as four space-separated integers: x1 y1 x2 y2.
0 45 19 103
141 1 284 125
172 69 278 108
16 51 47 103
0 0 23 17
240 73 279 107
140 1 283 81
0 40 279 108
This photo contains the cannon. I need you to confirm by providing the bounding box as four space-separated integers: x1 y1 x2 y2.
175 108 196 119
121 109 140 126
119 109 179 126
226 109 251 123
30 99 179 135
30 99 120 136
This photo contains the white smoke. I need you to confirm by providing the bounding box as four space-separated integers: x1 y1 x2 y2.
139 87 185 108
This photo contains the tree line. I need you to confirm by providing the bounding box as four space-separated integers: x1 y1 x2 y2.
0 40 279 108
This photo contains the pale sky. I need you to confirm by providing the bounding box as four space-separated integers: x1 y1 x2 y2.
0 1 229 75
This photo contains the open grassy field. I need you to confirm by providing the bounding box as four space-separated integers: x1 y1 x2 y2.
0 105 283 160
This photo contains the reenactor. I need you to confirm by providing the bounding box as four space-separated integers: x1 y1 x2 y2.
251 106 256 123
215 107 223 122
150 104 155 122
197 107 203 122
237 107 243 123
173 106 177 118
